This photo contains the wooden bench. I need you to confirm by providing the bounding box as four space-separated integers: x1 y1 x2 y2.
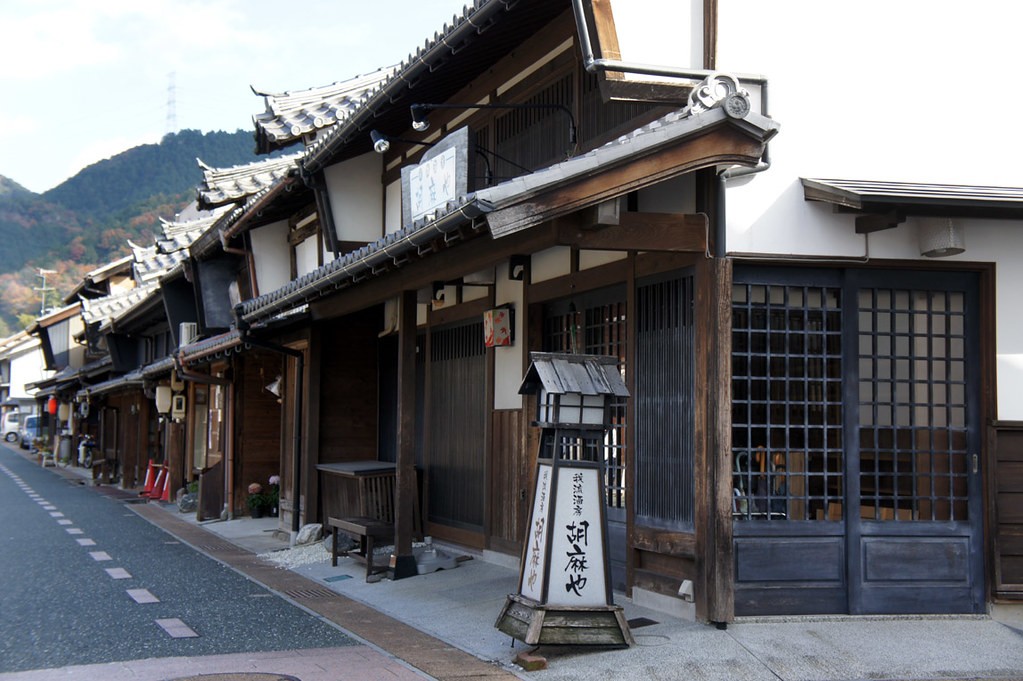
324 463 423 580
329 516 392 579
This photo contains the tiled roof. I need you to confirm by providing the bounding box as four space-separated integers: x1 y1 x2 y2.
157 212 223 252
196 152 303 210
253 66 396 154
239 103 776 325
189 175 301 259
80 282 159 326
178 330 243 366
302 0 554 172
478 106 778 236
76 370 143 399
519 352 629 397
801 178 1023 218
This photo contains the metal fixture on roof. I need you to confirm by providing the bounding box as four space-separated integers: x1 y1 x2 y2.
370 130 436 155
410 102 577 147
919 217 966 257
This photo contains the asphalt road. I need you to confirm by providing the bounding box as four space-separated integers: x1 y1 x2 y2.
0 444 354 674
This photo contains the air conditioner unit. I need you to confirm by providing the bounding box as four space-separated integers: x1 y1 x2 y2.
178 322 198 347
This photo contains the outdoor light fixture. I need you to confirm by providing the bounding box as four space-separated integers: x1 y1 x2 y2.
370 129 390 154
155 385 172 414
919 217 966 257
410 102 578 146
264 375 282 398
370 130 437 155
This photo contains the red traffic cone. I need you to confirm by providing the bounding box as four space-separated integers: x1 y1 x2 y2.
140 460 157 496
148 467 166 499
159 467 172 502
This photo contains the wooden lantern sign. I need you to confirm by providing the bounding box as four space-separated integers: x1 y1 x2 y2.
495 352 634 647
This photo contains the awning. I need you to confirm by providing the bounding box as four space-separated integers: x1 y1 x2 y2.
76 370 144 399
178 330 244 366
801 178 1023 232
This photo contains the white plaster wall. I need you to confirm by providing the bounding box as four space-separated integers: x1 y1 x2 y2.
531 246 572 283
614 2 1023 419
324 153 383 243
295 238 320 278
10 343 47 400
606 0 704 77
494 259 525 410
385 180 402 235
579 250 626 270
249 220 290 295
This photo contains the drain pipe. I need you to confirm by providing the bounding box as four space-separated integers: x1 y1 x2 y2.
231 309 305 538
570 0 771 258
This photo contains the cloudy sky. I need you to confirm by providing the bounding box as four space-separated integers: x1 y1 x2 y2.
0 0 470 193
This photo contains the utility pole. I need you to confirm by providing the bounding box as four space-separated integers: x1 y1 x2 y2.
166 71 177 135
35 268 56 315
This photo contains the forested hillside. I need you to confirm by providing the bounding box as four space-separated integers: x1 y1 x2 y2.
0 129 279 335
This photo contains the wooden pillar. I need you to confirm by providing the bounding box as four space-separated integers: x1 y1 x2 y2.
694 256 734 624
392 289 418 579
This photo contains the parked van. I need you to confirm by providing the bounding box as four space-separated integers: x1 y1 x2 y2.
19 415 41 449
2 411 19 442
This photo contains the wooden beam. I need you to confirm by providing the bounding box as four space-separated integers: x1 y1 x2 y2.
392 289 418 580
855 210 905 234
556 212 708 252
486 128 766 237
310 223 560 321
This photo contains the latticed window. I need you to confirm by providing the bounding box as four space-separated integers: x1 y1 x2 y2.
543 290 627 512
634 274 695 530
731 283 844 521
857 288 970 521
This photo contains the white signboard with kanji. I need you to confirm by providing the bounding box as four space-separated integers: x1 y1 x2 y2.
547 466 606 607
519 463 552 602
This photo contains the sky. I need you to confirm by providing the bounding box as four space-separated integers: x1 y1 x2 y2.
0 0 471 194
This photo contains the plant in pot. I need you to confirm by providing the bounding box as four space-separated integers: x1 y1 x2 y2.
267 475 280 517
247 482 270 518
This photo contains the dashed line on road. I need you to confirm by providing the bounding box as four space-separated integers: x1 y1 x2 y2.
76 538 97 546
66 528 84 535
155 618 198 638
89 551 112 561
127 588 160 604
57 519 73 525
105 567 132 579
49 511 64 517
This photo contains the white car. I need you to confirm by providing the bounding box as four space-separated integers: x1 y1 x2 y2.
2 411 19 443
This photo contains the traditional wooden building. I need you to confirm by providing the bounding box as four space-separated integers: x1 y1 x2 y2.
50 0 1020 625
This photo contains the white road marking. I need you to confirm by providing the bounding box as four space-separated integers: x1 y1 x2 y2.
76 538 97 546
127 589 159 604
105 567 132 579
89 551 112 561
66 528 83 535
155 618 198 638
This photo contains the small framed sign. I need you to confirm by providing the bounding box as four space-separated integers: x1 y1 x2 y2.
400 126 474 230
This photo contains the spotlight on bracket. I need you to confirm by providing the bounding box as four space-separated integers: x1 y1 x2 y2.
370 130 390 154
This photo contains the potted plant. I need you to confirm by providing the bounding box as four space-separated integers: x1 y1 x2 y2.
247 482 269 518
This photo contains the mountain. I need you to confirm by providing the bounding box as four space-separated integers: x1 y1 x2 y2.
0 129 287 334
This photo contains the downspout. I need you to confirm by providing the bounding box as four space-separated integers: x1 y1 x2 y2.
231 308 305 538
570 0 772 257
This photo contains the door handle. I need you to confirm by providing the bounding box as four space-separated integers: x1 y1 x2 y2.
972 454 978 474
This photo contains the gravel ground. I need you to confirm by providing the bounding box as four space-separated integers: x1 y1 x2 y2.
258 540 334 569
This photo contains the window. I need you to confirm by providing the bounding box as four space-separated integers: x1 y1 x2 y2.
731 283 844 521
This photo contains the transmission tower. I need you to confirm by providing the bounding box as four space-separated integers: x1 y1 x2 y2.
35 268 57 315
166 71 177 135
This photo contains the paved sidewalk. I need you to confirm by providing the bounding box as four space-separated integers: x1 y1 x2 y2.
19 457 1023 680
152 502 1023 681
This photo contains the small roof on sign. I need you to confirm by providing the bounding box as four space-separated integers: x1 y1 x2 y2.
518 352 629 398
